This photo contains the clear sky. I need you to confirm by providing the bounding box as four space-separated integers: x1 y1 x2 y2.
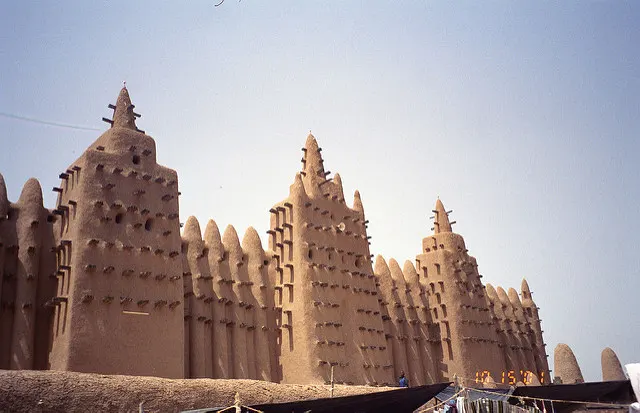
1 1 638 382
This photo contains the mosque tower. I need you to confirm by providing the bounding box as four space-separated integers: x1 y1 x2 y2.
414 199 505 384
269 133 392 385
47 87 185 378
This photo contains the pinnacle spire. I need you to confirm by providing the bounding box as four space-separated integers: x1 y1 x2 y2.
289 172 307 199
554 343 584 384
601 347 626 381
302 133 326 179
521 278 532 300
0 173 8 218
111 87 139 130
353 190 364 214
432 199 452 234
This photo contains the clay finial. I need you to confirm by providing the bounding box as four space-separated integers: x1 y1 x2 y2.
241 226 263 252
112 87 138 130
183 216 203 242
18 178 43 206
508 287 523 309
303 133 325 177
353 190 364 214
521 278 532 300
374 255 391 278
601 347 626 381
554 343 584 384
222 225 243 263
332 173 345 200
388 259 406 286
402 261 418 285
204 219 223 260
0 173 8 217
433 199 452 234
485 283 497 300
289 172 307 199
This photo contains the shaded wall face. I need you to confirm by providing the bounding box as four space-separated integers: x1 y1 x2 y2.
48 130 185 378
272 191 390 386
416 232 505 385
0 190 57 372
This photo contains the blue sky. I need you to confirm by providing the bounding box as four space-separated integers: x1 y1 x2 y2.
1 1 638 381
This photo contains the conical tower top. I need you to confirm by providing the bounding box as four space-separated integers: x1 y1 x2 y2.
112 87 139 130
554 343 584 384
521 278 532 300
601 347 626 381
0 172 8 218
353 190 364 214
302 132 326 178
432 198 452 234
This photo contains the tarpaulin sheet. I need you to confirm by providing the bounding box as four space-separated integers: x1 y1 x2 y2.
509 380 635 413
249 381 452 413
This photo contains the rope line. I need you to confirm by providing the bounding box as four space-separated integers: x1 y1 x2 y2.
461 386 632 408
0 112 101 131
416 388 465 413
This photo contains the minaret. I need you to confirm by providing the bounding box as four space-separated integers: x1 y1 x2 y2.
601 347 626 381
47 87 184 378
270 133 390 385
415 199 505 383
554 343 584 384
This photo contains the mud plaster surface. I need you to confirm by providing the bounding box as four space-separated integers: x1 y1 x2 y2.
0 369 397 413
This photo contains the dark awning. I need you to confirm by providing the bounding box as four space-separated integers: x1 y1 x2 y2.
249 381 452 413
509 380 635 413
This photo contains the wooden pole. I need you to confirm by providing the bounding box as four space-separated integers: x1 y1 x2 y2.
330 365 335 398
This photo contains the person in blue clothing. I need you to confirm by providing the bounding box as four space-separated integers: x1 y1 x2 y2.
399 370 409 387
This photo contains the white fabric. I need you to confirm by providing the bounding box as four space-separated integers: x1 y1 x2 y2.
457 396 466 413
626 364 640 403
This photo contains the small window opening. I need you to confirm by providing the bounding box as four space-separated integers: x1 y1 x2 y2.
133 155 141 165
115 213 123 224
263 260 269 266
435 263 441 275
144 218 153 231
308 250 313 260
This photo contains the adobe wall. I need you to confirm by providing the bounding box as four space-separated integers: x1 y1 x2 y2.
47 88 184 378
0 88 554 387
181 217 278 381
0 176 57 371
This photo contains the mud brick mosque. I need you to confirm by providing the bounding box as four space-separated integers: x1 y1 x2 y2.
2 87 614 387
